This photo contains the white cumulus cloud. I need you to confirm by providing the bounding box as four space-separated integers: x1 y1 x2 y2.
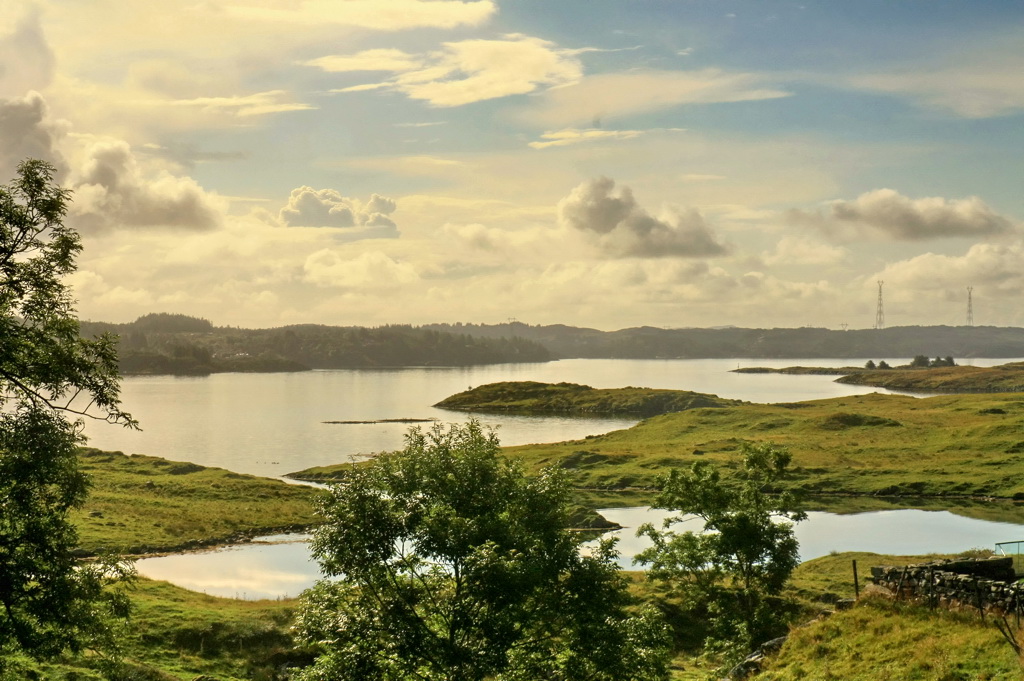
557 176 728 258
879 242 1024 296
279 186 399 238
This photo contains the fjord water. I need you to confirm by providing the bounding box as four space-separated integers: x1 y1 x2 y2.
83 357 923 477
109 356 1024 598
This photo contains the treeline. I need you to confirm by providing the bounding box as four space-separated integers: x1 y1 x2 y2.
79 314 552 375
424 322 1024 359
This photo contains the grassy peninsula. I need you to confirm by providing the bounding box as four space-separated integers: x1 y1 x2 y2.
837 362 1024 393
434 381 743 416
74 449 322 555
494 391 1024 499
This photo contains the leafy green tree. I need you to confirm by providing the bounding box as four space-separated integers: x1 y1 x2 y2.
864 360 876 369
296 421 670 681
0 160 135 664
636 442 805 661
910 354 930 367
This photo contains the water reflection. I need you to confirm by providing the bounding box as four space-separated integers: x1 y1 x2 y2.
136 508 1024 599
591 507 1024 569
135 534 315 600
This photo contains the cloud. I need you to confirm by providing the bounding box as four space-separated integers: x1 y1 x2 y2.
763 236 847 266
0 6 54 97
528 127 648 149
0 91 68 179
70 140 225 232
279 186 399 238
878 242 1024 303
317 34 584 107
852 68 1024 119
169 90 316 117
846 32 1024 119
224 0 496 30
518 68 790 127
557 176 728 258
789 189 1018 242
681 173 725 182
303 249 420 288
301 49 421 73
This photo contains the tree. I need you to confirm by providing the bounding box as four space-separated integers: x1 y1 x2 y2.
864 360 876 369
295 421 670 681
0 160 135 663
635 442 805 662
910 354 930 368
878 360 891 369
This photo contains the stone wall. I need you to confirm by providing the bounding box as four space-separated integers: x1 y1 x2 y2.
871 556 1021 614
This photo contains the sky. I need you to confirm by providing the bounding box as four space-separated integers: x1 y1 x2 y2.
3 0 1024 331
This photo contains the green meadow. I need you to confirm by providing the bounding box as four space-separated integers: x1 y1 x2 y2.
59 385 1024 680
74 448 322 555
500 391 1024 500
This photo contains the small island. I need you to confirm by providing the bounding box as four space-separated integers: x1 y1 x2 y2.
433 381 743 417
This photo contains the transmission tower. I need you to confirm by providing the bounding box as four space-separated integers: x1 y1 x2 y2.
966 286 974 327
874 281 884 330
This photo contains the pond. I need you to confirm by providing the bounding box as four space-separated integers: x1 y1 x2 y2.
135 506 1024 599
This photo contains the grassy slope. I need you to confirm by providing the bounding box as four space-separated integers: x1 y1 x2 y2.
762 551 1022 680
838 362 1024 393
496 392 1024 498
75 448 322 555
434 381 743 416
757 596 1020 680
3 578 305 681
638 550 1017 681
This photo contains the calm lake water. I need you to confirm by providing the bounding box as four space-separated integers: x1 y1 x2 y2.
94 355 1022 598
135 508 1024 599
83 357 947 478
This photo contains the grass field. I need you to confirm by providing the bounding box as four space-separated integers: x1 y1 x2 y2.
497 391 1024 499
74 448 322 555
0 578 305 680
838 362 1024 393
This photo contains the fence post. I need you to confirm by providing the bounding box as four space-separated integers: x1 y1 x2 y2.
975 577 985 622
852 560 859 599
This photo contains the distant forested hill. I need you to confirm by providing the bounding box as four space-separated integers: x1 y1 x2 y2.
79 314 552 375
423 322 1024 359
